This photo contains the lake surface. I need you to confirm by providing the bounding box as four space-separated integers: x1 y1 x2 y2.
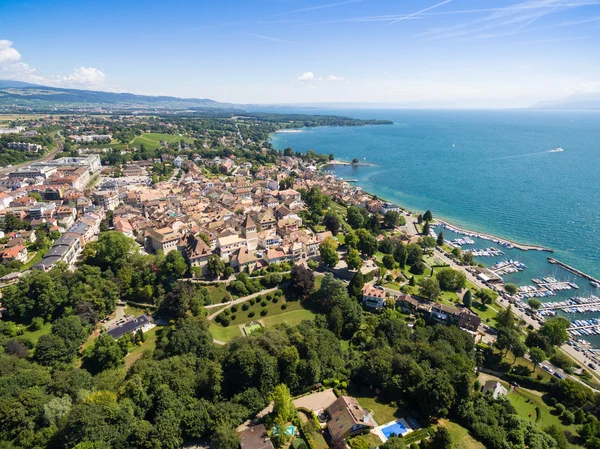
269 108 600 345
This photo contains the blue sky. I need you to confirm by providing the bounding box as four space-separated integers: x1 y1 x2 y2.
1 0 600 106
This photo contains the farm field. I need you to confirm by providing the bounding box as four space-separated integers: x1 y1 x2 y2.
108 132 193 150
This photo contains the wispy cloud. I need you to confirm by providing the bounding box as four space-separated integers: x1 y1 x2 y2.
386 0 453 26
416 0 600 40
245 33 297 44
273 0 364 17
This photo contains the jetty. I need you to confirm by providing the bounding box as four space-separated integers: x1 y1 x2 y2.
548 257 600 285
540 296 600 312
324 160 376 167
437 221 553 252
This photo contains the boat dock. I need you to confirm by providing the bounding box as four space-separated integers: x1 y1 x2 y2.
548 257 600 286
540 295 600 312
490 259 527 276
437 221 553 252
532 276 578 291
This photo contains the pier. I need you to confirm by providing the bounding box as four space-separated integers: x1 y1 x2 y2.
437 221 554 252
548 257 600 285
324 160 376 167
540 295 600 311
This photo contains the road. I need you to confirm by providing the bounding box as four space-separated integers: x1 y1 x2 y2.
0 139 63 176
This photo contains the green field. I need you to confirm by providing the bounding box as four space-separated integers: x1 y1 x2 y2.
20 322 52 345
438 420 484 449
507 388 579 434
207 284 231 304
260 309 316 328
108 132 193 150
209 322 243 341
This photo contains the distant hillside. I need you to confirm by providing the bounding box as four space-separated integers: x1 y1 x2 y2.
0 80 236 110
532 92 600 110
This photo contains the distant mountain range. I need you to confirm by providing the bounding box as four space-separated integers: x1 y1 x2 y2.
532 92 600 110
0 80 237 110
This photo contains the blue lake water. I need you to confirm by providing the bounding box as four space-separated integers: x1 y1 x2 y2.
269 108 600 345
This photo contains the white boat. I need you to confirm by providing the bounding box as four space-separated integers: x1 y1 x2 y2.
591 281 600 288
549 147 564 153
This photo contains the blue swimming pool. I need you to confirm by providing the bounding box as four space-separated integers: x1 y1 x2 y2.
381 421 408 438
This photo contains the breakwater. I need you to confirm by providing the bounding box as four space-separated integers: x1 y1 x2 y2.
548 257 600 285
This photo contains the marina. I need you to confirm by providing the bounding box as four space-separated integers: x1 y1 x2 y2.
548 257 600 288
532 276 578 291
462 247 504 257
490 259 527 276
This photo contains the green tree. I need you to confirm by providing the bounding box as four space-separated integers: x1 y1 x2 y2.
430 426 452 449
405 243 423 266
346 206 365 229
423 210 433 222
463 289 472 308
462 252 475 266
356 229 378 257
418 277 441 301
319 236 339 268
436 230 445 246
161 250 188 279
383 211 401 228
528 298 542 310
210 423 240 449
504 283 518 295
540 317 570 347
290 264 315 295
393 243 406 267
84 333 124 374
272 384 296 422
382 254 395 270
422 221 430 236
348 271 365 299
207 254 226 277
436 268 467 291
346 248 362 271
529 347 546 371
324 211 341 236
93 231 137 269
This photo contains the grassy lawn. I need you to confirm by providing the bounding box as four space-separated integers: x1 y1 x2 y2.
507 388 580 440
108 132 192 150
124 326 161 369
382 282 402 291
438 420 484 449
471 301 499 322
352 391 403 425
20 322 52 345
208 322 243 341
261 309 316 328
124 305 147 317
214 297 306 327
335 233 345 245
207 284 231 304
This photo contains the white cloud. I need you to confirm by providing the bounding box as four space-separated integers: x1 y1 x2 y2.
0 40 107 89
296 71 315 82
0 40 21 63
327 74 345 81
53 66 106 87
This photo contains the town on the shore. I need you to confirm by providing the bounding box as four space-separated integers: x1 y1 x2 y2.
1 112 599 449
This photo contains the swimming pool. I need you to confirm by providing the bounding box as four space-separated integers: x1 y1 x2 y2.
381 420 408 438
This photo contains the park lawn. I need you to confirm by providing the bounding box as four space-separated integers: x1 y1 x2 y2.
107 132 192 150
216 299 306 328
124 326 161 369
207 284 230 304
438 420 484 449
261 309 316 328
310 430 329 449
314 275 324 290
507 388 581 444
209 323 243 342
